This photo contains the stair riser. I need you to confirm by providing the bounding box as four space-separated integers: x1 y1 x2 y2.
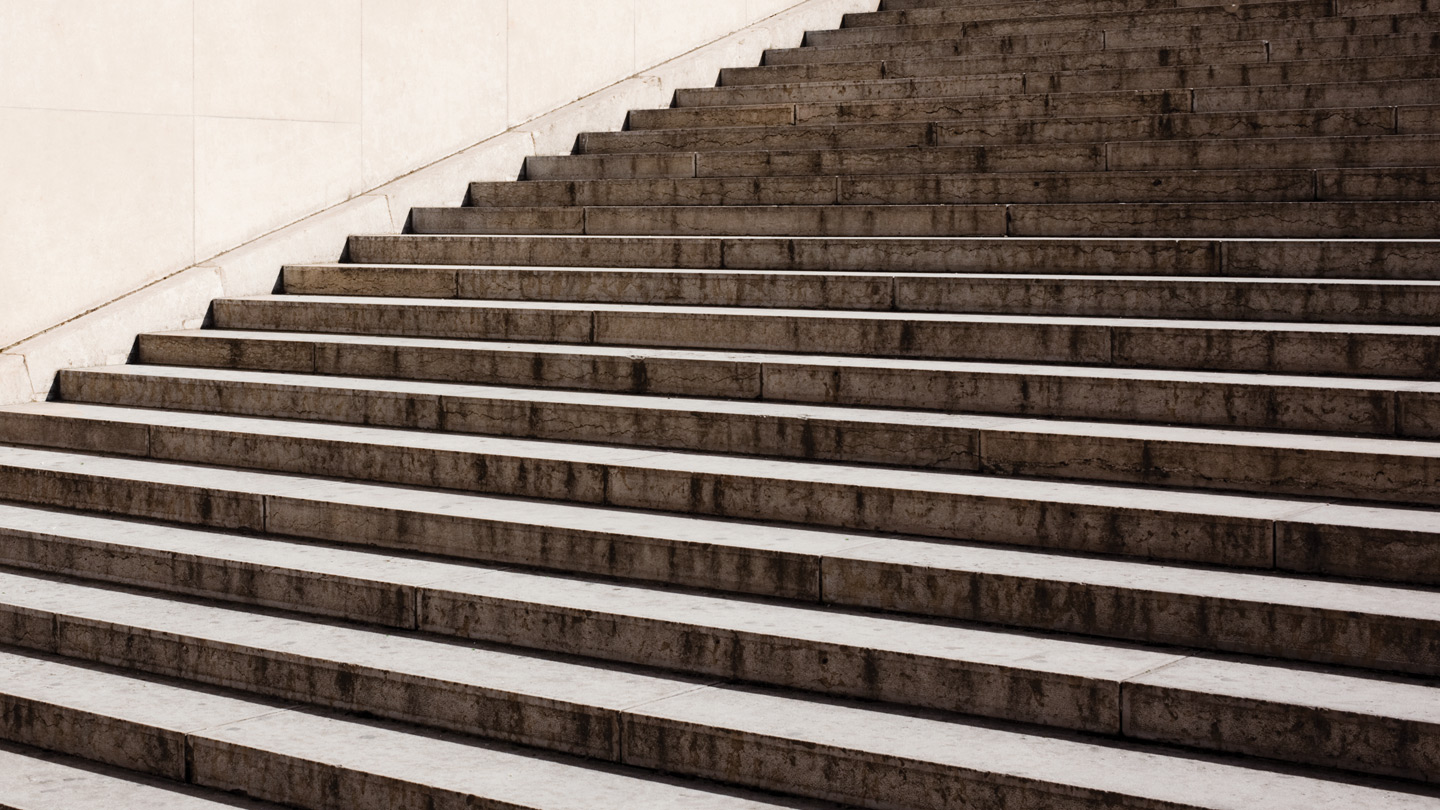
0 429 1277 569
475 171 1337 207
34 373 1440 506
135 333 1431 439
933 108 1411 148
476 176 849 206
758 32 1440 81
1120 684 1440 783
823 0 1383 43
680 58 1440 108
0 695 193 782
580 108 1408 154
823 556 1440 674
733 41 1273 85
767 16 1440 64
816 0 1333 46
632 89 1193 129
780 30 1108 64
784 82 1439 127
344 236 1440 281
845 0 1344 28
413 202 1440 240
1109 6 1440 47
284 266 1440 326
860 0 1263 26
211 299 1440 379
534 139 1440 181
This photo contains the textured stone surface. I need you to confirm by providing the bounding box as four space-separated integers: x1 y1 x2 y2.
5 0 1440 803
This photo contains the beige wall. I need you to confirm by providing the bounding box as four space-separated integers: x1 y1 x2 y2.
0 0 814 349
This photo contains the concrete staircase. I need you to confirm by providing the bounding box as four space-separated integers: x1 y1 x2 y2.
1 0 1439 807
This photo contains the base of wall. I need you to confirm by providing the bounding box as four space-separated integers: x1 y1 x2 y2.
0 0 874 405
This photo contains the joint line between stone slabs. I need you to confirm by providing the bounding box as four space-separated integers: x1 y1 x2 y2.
184 705 301 784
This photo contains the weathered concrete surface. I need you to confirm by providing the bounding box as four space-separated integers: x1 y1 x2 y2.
6 0 1440 802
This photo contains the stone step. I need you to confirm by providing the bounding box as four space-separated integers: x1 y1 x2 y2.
469 167 1405 207
4 426 1439 577
4 642 1437 810
208 295 1440 377
342 235 1440 281
134 329 1440 440
411 201 1440 239
283 265 1440 326
677 56 1440 108
734 33 1440 86
532 136 1440 181
479 168 1440 207
853 0 1293 27
729 40 1274 86
629 82 1440 128
580 107 1419 155
41 367 1440 505
881 0 1292 7
0 650 816 810
528 143 1106 179
12 436 1440 670
842 0 1343 28
812 0 1347 46
0 741 283 810
765 13 1440 64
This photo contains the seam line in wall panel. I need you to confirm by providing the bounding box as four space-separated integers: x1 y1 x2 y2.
192 0 197 269
360 0 365 186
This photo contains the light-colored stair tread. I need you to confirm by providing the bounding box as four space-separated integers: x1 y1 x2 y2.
0 744 281 810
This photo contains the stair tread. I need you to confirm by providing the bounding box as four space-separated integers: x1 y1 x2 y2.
294 264 1440 287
